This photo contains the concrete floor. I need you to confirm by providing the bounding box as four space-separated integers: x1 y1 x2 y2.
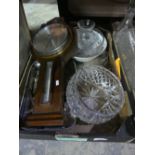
23 1 59 30
20 139 135 155
20 1 135 155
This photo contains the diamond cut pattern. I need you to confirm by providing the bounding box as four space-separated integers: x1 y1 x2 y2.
66 65 125 124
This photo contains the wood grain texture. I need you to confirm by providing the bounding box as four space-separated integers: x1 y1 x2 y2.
33 61 64 114
26 113 63 120
26 119 64 127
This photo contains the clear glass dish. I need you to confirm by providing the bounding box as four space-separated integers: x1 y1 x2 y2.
66 65 125 124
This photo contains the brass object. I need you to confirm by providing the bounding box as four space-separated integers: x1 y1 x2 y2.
31 25 74 61
25 21 74 127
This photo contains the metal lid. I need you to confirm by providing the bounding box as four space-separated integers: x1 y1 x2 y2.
32 23 69 58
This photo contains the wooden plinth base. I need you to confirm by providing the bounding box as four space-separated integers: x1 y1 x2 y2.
25 61 64 127
25 113 64 127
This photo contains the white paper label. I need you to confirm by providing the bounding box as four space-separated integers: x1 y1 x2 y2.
56 80 59 86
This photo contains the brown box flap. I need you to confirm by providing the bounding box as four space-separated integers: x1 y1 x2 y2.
68 0 130 17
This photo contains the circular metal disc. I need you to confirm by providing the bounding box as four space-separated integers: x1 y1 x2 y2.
32 23 69 57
